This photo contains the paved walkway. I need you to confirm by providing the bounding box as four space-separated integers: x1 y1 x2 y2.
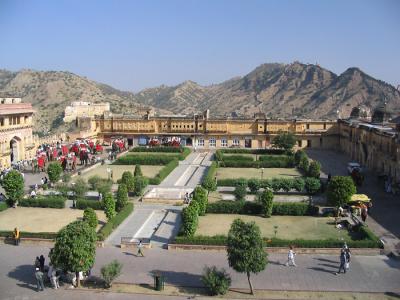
1 244 399 300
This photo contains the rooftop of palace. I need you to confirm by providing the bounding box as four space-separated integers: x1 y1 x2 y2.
339 118 399 137
0 103 35 116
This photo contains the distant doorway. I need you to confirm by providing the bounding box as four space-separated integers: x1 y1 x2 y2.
10 137 21 163
186 137 193 146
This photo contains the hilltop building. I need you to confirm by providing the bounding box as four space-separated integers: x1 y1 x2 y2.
0 97 35 168
63 101 110 123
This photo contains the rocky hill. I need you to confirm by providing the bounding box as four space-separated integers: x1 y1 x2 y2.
1 62 399 134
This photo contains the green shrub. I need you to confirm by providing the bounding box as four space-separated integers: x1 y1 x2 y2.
202 162 217 191
71 178 88 199
327 176 356 207
19 196 66 208
133 176 148 196
121 171 135 192
83 207 98 228
202 266 231 296
222 155 254 162
0 202 8 212
116 184 128 212
47 162 63 183
134 165 143 177
192 186 208 216
217 149 285 155
103 193 116 220
308 161 321 179
88 175 102 190
299 156 310 173
97 180 113 196
233 185 247 201
292 178 305 192
304 177 321 194
272 202 316 216
113 154 176 165
1 170 24 206
97 203 134 241
62 173 71 183
294 150 307 165
76 199 103 210
248 178 261 193
148 159 179 185
101 260 123 288
258 189 274 217
181 201 199 237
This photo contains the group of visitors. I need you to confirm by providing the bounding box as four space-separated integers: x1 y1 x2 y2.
34 255 60 291
336 243 352 275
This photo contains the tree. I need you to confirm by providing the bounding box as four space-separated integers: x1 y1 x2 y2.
49 220 96 287
103 193 116 220
258 189 274 217
97 180 113 196
72 178 88 199
192 186 208 216
1 170 24 206
116 184 128 212
294 150 307 166
121 171 135 193
47 162 63 184
227 219 267 295
88 175 102 190
327 176 356 208
272 132 296 153
307 161 321 179
133 176 148 196
181 202 199 237
299 155 309 173
234 185 247 201
83 207 98 229
134 164 143 177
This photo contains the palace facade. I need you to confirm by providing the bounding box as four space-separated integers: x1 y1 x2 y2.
63 101 110 123
94 111 339 149
0 97 35 168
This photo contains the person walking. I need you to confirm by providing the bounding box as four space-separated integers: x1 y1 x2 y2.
39 255 45 272
335 249 348 275
285 245 297 267
361 206 368 222
137 240 145 257
35 267 45 292
34 256 40 269
13 227 20 246
47 264 58 289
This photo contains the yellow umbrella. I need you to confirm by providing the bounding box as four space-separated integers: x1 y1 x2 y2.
350 194 371 203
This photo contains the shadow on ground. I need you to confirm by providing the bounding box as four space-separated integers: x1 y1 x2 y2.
8 264 37 290
149 269 203 291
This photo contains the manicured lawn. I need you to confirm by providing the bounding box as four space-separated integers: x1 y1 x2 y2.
196 214 353 240
216 167 302 180
0 207 107 232
80 164 163 182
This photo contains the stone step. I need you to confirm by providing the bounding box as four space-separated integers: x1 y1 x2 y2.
151 208 182 248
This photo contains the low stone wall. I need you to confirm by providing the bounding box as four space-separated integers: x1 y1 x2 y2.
0 237 105 248
120 241 151 249
168 243 382 255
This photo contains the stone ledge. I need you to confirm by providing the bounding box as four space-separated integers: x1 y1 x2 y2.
168 243 382 255
0 237 105 248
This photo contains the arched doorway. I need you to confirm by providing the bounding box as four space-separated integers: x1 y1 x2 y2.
10 137 21 163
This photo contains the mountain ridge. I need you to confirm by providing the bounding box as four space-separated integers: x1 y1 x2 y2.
0 62 399 133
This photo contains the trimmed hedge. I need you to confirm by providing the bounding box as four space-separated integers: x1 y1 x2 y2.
173 227 382 248
181 201 199 237
206 200 316 216
202 162 217 191
0 231 57 239
113 155 176 165
221 155 254 162
129 146 190 161
217 149 286 155
220 160 294 168
19 196 66 208
216 177 316 194
76 199 104 210
97 202 134 241
148 159 179 185
0 202 8 212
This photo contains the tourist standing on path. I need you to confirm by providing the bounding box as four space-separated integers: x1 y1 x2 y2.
13 227 20 246
39 255 45 272
285 245 297 267
35 267 45 292
47 264 59 289
335 249 348 275
361 206 368 222
137 240 144 257
34 256 40 269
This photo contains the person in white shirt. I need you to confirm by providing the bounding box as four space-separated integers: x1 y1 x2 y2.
286 245 297 267
30 190 37 198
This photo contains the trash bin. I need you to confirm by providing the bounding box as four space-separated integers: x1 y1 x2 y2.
153 273 164 291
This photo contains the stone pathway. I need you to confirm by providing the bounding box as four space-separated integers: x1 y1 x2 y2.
1 244 399 300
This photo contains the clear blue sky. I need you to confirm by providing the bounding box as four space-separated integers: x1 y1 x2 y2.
1 0 399 91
